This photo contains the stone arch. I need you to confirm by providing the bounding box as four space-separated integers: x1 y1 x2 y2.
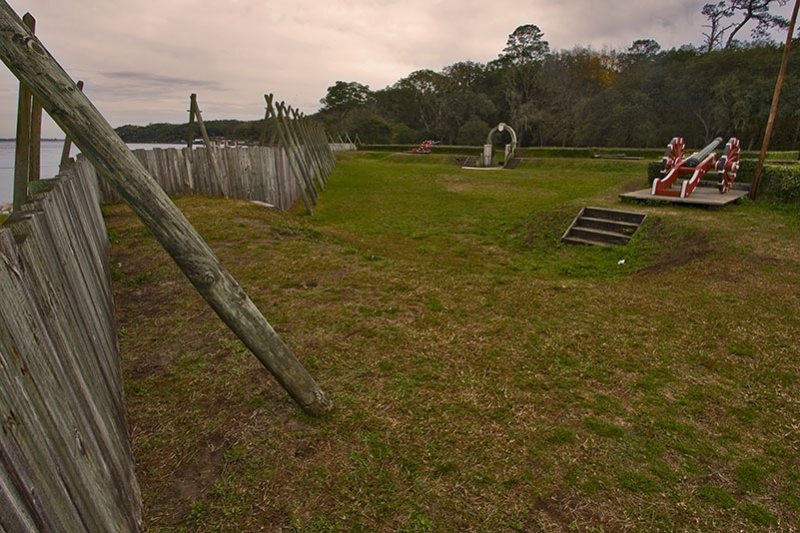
486 122 518 147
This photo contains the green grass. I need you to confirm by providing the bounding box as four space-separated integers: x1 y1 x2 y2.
106 153 800 531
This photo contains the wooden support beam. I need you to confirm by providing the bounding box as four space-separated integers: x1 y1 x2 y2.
277 102 318 203
260 93 277 146
60 79 83 170
189 93 223 193
186 93 196 149
265 95 313 214
0 3 332 416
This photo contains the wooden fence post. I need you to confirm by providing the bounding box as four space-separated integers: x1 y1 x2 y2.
0 4 332 416
60 80 83 170
12 12 34 211
186 93 196 148
23 12 42 185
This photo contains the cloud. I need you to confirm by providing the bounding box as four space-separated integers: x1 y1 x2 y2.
0 0 794 137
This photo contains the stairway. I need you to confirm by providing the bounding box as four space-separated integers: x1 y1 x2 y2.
561 207 646 247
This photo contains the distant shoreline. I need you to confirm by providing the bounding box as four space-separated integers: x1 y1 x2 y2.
0 138 66 142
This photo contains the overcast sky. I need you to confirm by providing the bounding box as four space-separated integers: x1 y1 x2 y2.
0 0 795 138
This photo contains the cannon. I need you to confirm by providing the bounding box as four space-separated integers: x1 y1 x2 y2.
652 136 740 198
411 140 439 154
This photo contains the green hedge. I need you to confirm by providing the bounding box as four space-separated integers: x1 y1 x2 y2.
359 143 799 161
647 159 800 202
758 164 800 202
358 144 481 156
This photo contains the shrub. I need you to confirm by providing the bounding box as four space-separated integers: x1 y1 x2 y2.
759 164 800 202
457 120 491 146
391 123 419 144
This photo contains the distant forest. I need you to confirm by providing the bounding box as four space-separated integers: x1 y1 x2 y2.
117 4 800 150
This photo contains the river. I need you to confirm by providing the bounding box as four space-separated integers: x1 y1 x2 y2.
0 140 186 206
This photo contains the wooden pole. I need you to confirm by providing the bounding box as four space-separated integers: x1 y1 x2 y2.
12 12 34 210
0 3 332 416
751 0 800 199
283 105 319 199
60 79 83 170
186 93 196 149
26 13 41 184
190 93 223 193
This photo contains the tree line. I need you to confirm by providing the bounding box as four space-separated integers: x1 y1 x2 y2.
118 1 800 150
317 32 800 150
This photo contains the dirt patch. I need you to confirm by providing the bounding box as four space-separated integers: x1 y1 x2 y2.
155 430 231 524
636 219 713 274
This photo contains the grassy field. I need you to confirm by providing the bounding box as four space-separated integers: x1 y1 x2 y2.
105 152 800 531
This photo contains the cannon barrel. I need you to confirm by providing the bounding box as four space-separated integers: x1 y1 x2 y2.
683 137 723 167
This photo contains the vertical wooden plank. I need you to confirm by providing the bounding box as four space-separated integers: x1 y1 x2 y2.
182 146 194 192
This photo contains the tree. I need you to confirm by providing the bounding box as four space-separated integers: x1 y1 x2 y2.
620 39 662 68
457 120 491 145
702 0 789 49
319 81 372 114
702 2 733 51
394 70 449 137
499 24 550 65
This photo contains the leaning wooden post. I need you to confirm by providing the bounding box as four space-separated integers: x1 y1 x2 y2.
266 96 313 213
59 79 83 170
186 93 196 149
293 109 326 191
278 102 318 202
190 93 224 195
752 0 800 199
0 4 332 416
287 107 322 192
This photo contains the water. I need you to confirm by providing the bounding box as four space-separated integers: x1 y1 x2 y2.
0 140 186 206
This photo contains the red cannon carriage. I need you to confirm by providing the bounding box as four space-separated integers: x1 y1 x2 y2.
652 136 740 198
411 140 439 154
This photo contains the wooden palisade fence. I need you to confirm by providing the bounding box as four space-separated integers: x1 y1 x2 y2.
94 144 304 210
0 4 338 531
1 166 142 530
